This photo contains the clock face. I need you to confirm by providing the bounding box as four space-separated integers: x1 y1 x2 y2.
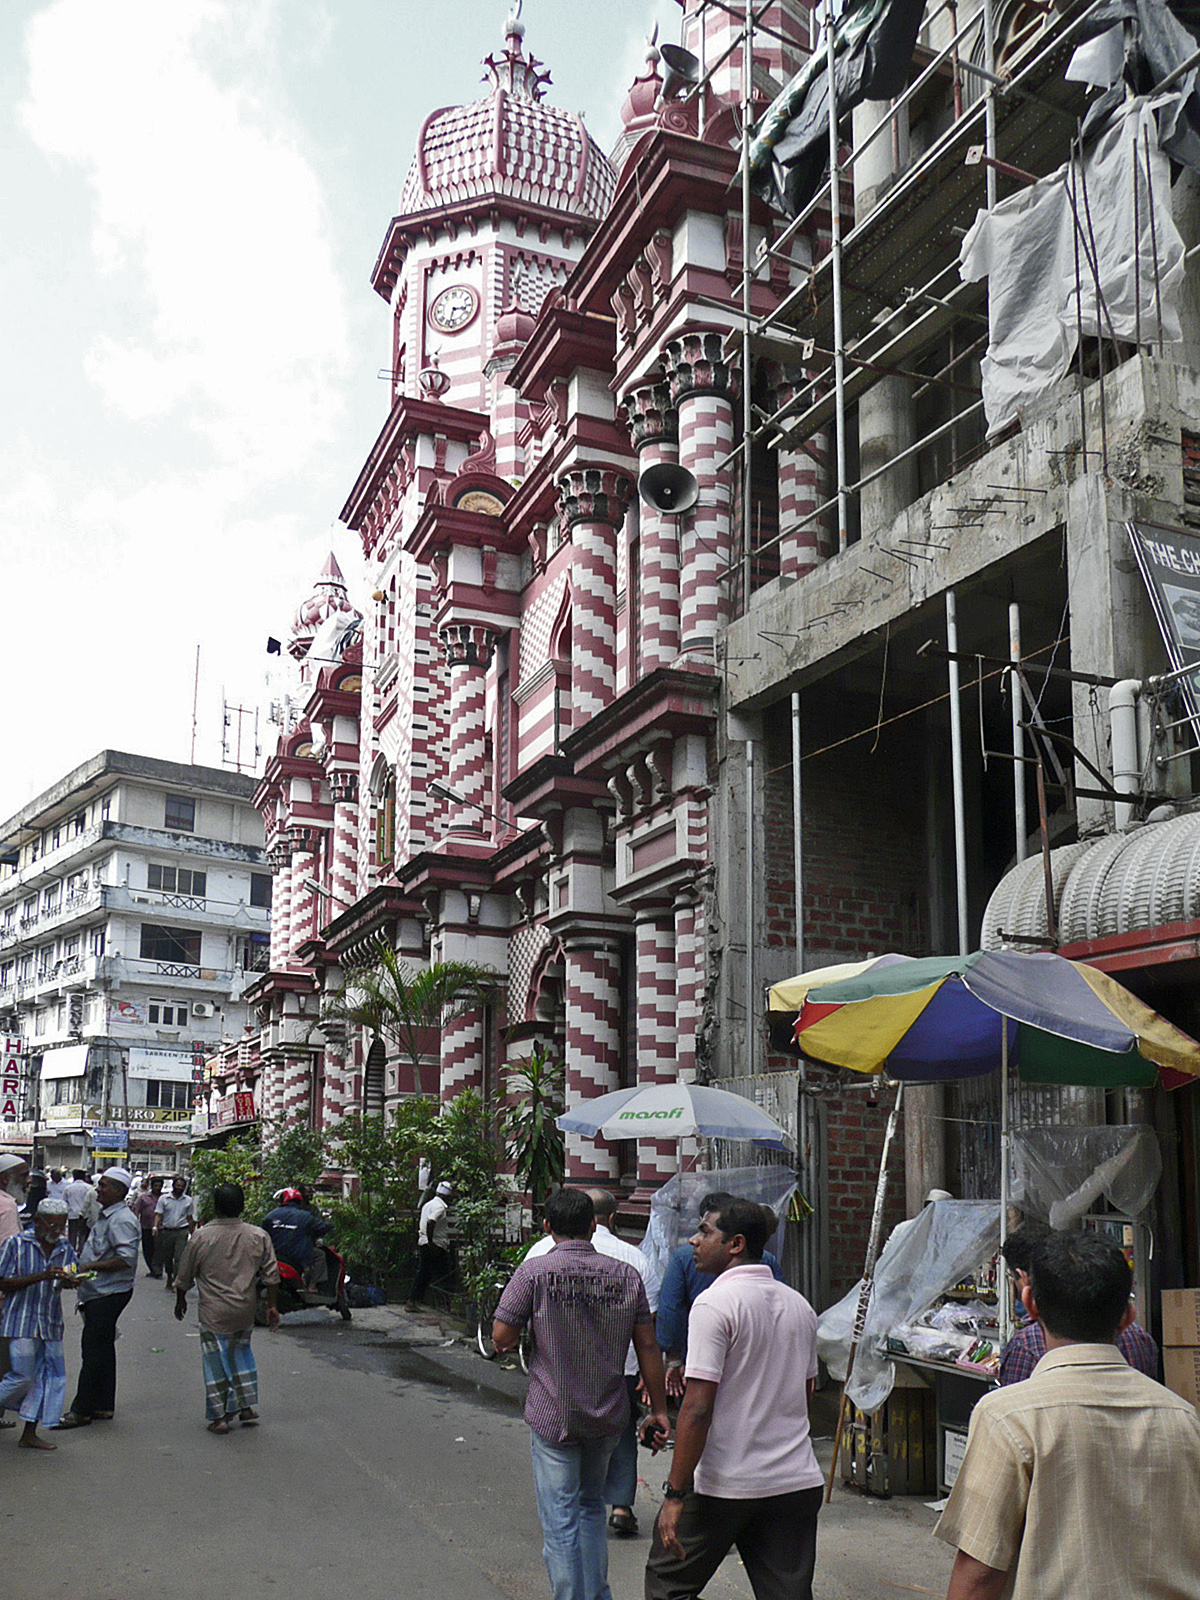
429 284 478 333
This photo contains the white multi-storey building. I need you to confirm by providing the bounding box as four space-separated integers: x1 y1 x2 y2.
0 752 269 1173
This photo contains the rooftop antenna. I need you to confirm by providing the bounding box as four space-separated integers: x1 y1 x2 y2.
221 693 261 774
190 643 201 764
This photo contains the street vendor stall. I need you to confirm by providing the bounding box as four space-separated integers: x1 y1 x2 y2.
768 949 1200 1496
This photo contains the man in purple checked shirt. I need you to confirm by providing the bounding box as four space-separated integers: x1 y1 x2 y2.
999 1219 1158 1384
493 1186 670 1600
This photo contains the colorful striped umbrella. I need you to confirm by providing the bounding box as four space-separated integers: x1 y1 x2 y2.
774 950 1200 1088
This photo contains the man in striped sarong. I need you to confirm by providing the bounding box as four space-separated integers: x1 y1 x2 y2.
173 1183 279 1435
0 1197 78 1448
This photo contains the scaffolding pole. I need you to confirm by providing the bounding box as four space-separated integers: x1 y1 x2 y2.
825 0 849 553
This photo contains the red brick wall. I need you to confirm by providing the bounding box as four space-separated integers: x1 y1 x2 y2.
824 1088 909 1299
762 693 928 1302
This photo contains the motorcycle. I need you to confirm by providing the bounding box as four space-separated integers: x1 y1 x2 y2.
258 1241 352 1322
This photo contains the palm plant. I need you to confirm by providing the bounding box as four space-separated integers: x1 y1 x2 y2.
502 1043 565 1219
318 942 503 1098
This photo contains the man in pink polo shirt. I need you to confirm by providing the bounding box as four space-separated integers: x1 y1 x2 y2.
647 1195 823 1600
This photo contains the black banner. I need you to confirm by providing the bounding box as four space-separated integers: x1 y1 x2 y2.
1127 520 1200 741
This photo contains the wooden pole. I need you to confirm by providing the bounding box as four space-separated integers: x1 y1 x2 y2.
826 1080 904 1502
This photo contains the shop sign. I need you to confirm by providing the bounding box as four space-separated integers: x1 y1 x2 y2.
92 1128 128 1150
2 1036 25 1123
216 1091 256 1127
105 1107 192 1126
1129 520 1200 741
44 1103 103 1126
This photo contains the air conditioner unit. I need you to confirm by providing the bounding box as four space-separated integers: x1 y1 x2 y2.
192 1001 215 1019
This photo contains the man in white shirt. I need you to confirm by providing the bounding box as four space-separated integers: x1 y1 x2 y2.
647 1196 823 1600
405 1181 453 1312
525 1188 658 1537
153 1175 196 1289
63 1170 94 1253
47 1170 68 1202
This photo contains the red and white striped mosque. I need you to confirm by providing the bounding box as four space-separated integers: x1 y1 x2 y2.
222 1 870 1237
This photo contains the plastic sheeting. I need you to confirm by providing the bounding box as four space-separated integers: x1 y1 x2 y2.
745 0 927 217
960 95 1184 432
815 1199 999 1413
1010 1124 1162 1227
1069 0 1200 174
639 1165 798 1292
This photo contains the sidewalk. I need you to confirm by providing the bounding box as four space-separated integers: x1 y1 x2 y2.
343 1300 956 1600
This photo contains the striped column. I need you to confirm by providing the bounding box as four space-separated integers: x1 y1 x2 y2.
558 467 633 720
321 1033 348 1129
674 889 699 1083
281 1050 311 1129
440 625 496 835
636 909 678 1183
441 1006 484 1101
329 771 359 914
562 937 622 1181
622 384 680 673
664 333 739 656
261 1055 285 1131
268 838 292 970
773 370 832 579
288 829 317 962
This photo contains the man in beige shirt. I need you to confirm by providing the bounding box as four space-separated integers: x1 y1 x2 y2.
173 1182 279 1435
937 1229 1200 1600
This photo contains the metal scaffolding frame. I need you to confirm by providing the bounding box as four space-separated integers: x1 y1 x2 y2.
719 0 1132 592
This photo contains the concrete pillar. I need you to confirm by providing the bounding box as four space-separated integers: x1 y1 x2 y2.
664 332 738 658
622 383 681 672
562 936 622 1181
904 1086 947 1216
558 468 633 719
853 100 916 534
439 624 497 835
635 908 678 1185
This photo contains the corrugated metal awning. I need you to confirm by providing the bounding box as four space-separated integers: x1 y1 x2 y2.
982 811 1200 967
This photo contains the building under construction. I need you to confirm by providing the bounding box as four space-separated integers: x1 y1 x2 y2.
241 0 1200 1310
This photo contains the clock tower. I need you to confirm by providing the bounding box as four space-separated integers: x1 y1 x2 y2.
369 8 615 462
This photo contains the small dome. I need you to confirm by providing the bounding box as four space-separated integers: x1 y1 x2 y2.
289 553 360 660
397 16 615 224
620 31 663 129
496 300 538 345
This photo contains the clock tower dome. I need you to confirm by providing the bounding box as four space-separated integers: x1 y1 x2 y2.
370 8 616 455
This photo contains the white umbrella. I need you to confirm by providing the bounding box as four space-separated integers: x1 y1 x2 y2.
557 1082 793 1149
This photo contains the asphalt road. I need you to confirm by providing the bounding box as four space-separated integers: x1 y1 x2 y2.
4 1275 955 1600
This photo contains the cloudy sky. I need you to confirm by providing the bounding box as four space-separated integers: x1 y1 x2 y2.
0 0 677 822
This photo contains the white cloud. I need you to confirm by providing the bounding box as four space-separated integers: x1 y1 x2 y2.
19 0 350 477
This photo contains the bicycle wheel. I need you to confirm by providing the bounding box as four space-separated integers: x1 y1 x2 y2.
518 1325 533 1375
475 1281 501 1359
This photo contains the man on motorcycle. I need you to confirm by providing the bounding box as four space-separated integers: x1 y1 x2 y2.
262 1189 332 1289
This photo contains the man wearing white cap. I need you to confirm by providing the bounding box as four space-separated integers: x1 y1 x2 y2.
405 1181 453 1313
0 1197 78 1448
0 1154 29 1244
55 1166 140 1429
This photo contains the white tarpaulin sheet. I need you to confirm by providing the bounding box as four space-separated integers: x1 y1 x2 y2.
960 95 1184 431
1011 1124 1162 1228
816 1199 999 1414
